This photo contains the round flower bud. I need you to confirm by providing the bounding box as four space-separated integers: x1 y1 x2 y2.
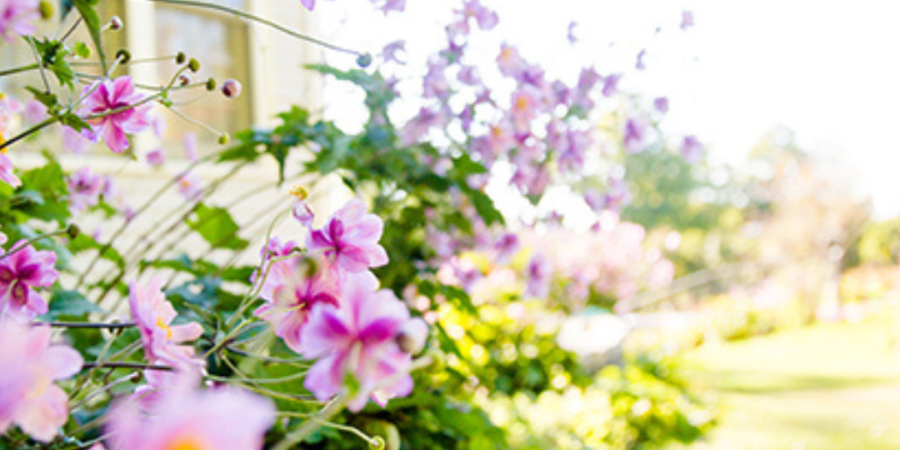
175 52 186 64
356 52 373 68
205 78 217 91
396 318 428 354
115 49 131 64
217 134 230 145
108 16 124 31
39 0 54 19
188 58 201 73
66 223 81 239
221 79 242 99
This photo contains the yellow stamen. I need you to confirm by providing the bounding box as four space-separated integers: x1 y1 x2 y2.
290 184 309 200
156 316 173 340
166 436 207 450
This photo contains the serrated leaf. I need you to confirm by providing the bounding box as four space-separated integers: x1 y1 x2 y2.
74 42 91 58
60 113 92 132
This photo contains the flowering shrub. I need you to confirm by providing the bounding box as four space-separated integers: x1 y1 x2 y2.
0 0 714 449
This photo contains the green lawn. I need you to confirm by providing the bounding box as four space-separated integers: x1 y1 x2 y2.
676 312 900 449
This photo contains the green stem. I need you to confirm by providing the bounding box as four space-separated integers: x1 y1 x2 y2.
272 397 350 450
0 229 70 261
149 0 362 57
0 117 57 152
82 361 173 371
39 321 135 329
0 63 39 77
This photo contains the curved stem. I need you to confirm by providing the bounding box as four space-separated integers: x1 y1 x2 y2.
0 229 71 261
148 0 362 57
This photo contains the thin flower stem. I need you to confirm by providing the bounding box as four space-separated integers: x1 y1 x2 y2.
0 63 39 77
225 345 310 367
0 116 57 151
39 321 136 329
149 0 362 57
69 372 139 411
0 229 71 261
59 17 83 43
166 105 224 137
82 361 173 371
27 37 51 93
272 396 350 450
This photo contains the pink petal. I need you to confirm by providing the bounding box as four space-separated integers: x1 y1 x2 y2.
42 346 83 380
102 122 129 154
170 322 203 342
15 385 68 442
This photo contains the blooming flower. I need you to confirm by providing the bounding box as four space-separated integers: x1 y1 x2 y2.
0 0 39 41
253 255 362 354
0 241 57 320
307 199 389 273
0 152 20 188
0 319 83 442
107 376 274 450
176 170 203 201
525 253 552 299
653 96 669 114
67 166 104 211
128 279 204 368
300 274 415 411
623 117 648 153
455 0 498 33
602 74 622 97
80 76 152 154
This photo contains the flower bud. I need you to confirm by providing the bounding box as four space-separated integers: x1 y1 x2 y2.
115 49 131 64
39 0 53 19
396 318 428 354
221 79 242 99
66 223 81 239
108 16 124 31
175 52 186 64
205 78 217 91
177 73 192 86
188 58 201 73
356 52 373 68
217 134 230 145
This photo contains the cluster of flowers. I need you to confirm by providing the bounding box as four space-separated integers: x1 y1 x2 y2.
0 194 425 446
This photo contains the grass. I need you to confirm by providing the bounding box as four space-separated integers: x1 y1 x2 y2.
675 310 900 449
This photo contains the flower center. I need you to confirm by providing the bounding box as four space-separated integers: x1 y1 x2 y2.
166 436 208 450
156 317 173 340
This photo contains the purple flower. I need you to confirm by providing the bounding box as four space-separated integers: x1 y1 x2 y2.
681 10 695 30
497 44 525 78
623 117 648 153
0 153 20 188
635 49 646 71
0 241 58 320
423 60 451 100
146 147 166 167
455 0 498 33
176 170 203 201
525 254 552 299
681 135 703 164
307 199 389 273
567 21 578 44
62 126 91 154
300 274 415 411
653 97 669 114
0 0 39 41
67 166 104 211
183 132 198 162
260 236 296 261
80 76 152 153
381 40 406 64
376 0 405 14
602 74 622 97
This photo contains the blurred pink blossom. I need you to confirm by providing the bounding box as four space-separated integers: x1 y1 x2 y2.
0 0 39 41
80 76 152 154
307 199 389 273
0 320 82 442
0 241 57 320
67 166 104 211
128 279 204 369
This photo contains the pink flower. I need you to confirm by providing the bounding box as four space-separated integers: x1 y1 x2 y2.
525 253 552 299
260 236 296 260
300 0 333 11
107 377 274 450
623 117 648 153
602 74 622 97
455 0 498 33
680 135 703 164
67 166 104 211
23 99 47 124
183 132 198 162
0 0 39 41
128 279 204 368
0 153 20 188
375 0 405 14
307 199 389 273
497 44 525 78
653 97 669 114
62 126 92 154
80 76 152 154
146 148 166 167
0 319 83 442
0 241 57 320
176 170 203 201
300 274 415 411
253 255 344 353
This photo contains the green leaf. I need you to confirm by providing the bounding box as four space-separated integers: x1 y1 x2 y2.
73 0 107 73
25 86 58 110
69 234 125 270
463 187 504 226
60 112 92 132
42 289 104 319
186 203 248 250
74 42 91 59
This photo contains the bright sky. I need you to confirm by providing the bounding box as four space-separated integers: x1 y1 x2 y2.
319 0 900 219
